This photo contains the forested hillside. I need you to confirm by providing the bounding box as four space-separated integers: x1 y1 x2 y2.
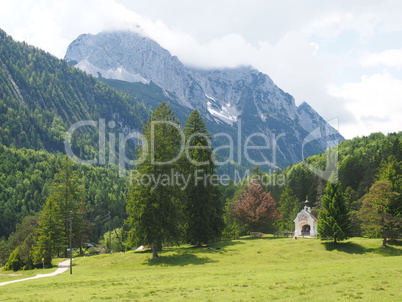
0 29 149 158
263 132 402 237
0 146 128 241
277 132 402 204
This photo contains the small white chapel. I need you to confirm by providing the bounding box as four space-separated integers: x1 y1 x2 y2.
294 199 318 237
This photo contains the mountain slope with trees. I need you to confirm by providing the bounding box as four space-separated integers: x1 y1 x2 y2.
264 132 402 237
0 28 148 159
0 146 128 255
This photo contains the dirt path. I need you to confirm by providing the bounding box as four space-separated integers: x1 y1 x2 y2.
0 259 71 286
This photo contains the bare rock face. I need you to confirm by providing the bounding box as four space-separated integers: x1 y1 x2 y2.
65 30 344 169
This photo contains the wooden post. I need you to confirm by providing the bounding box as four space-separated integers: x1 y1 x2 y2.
70 211 72 274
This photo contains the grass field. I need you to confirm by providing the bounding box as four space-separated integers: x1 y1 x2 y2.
1 236 401 301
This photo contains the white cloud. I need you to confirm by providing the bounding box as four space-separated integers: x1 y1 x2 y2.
306 11 379 41
361 49 402 68
328 72 402 138
0 0 171 58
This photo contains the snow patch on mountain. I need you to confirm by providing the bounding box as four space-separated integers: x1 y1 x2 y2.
76 59 149 83
206 94 239 125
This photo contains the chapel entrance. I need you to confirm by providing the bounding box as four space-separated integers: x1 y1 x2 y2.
301 224 310 236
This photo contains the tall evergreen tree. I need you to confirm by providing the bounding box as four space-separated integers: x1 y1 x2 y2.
183 109 224 247
33 197 65 267
47 157 89 255
126 102 183 258
318 180 351 243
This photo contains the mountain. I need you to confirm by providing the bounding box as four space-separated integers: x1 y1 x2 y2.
65 31 344 169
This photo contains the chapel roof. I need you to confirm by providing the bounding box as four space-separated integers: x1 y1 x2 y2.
295 209 318 221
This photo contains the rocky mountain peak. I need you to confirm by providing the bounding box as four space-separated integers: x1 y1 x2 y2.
65 30 344 169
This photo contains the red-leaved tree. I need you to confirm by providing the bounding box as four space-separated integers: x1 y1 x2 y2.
232 181 281 233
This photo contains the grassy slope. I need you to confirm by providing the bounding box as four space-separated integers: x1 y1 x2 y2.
1 237 401 301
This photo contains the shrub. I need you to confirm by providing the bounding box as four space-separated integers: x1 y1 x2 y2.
3 247 24 271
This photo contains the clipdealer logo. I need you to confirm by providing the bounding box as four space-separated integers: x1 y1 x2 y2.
64 117 339 184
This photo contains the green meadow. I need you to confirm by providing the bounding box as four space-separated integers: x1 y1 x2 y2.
1 236 401 301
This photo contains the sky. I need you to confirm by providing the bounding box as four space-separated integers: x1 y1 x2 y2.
1 0 401 139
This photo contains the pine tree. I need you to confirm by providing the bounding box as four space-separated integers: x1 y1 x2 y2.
318 180 351 243
46 157 89 255
33 197 65 267
183 109 224 246
232 181 281 233
126 102 183 258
